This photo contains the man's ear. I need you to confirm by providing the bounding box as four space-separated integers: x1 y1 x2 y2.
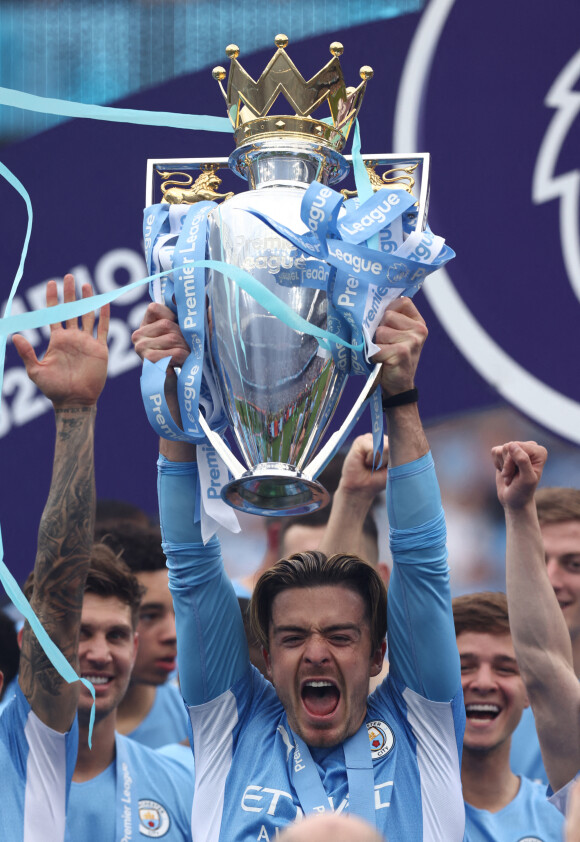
377 563 390 589
262 647 273 679
370 640 387 678
132 632 139 664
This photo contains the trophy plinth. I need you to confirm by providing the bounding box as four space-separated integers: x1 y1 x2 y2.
223 462 329 516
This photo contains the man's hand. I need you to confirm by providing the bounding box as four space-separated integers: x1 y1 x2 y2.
371 297 428 396
131 302 195 462
131 302 189 367
337 433 388 500
12 275 109 408
492 440 547 510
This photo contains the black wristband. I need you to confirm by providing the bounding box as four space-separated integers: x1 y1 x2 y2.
381 387 419 411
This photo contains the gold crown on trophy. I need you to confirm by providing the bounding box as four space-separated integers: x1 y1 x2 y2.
212 34 373 152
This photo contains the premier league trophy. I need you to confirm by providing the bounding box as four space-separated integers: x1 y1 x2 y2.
142 36 452 523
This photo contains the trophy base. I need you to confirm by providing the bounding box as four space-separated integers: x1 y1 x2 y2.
222 463 330 517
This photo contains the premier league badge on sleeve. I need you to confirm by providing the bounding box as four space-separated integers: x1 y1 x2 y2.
138 800 171 837
367 720 395 760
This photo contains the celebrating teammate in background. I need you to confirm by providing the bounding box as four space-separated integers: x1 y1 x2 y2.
0 277 108 841
494 440 580 813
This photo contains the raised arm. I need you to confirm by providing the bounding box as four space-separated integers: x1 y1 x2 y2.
318 433 388 569
372 297 429 468
493 440 580 792
371 298 460 702
13 275 109 731
132 303 249 706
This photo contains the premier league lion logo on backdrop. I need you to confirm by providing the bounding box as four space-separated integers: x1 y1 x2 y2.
533 48 580 305
394 0 580 443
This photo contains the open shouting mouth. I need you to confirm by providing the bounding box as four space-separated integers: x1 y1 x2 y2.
301 679 340 717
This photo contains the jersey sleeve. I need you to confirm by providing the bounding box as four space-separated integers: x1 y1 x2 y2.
158 455 249 705
385 451 461 702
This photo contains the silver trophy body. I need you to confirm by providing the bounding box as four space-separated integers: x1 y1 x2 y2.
206 141 350 515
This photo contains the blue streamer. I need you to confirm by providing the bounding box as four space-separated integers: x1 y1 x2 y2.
0 535 96 747
0 160 96 746
0 86 232 133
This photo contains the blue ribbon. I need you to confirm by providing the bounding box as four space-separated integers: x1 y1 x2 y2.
289 724 376 826
173 203 215 439
0 161 97 745
0 86 232 133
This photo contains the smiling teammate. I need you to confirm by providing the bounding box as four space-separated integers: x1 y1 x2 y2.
133 297 465 841
453 592 563 840
23 544 194 840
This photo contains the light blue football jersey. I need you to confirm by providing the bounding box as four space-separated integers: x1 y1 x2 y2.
157 742 196 775
0 674 18 715
127 680 190 748
158 452 466 842
0 683 78 842
465 775 565 841
66 732 194 841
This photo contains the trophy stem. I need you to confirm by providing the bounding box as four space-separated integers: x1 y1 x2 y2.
222 463 330 517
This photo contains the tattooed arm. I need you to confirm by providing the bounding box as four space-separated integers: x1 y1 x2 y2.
12 275 109 731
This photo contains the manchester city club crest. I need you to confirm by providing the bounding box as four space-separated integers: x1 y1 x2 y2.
367 720 395 759
138 800 171 837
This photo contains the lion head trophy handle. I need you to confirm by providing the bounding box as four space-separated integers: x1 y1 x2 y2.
158 164 234 204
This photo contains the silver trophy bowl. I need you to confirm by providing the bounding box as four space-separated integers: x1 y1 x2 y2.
206 141 349 515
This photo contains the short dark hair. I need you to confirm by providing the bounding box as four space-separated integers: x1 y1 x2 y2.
95 523 165 574
250 551 387 653
24 543 144 630
452 591 510 638
535 487 580 526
